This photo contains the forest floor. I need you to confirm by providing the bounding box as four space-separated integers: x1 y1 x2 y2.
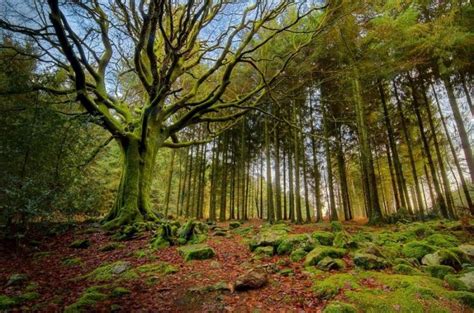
0 218 473 312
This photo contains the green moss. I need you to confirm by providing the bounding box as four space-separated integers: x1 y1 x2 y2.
402 241 436 260
343 272 459 312
445 274 469 291
254 246 274 257
279 269 294 276
290 248 307 262
305 247 346 267
353 253 388 270
276 234 312 255
323 301 357 313
229 221 241 229
232 226 254 236
317 257 345 271
312 231 335 246
135 262 178 275
6 273 28 286
393 264 422 275
150 236 171 250
313 273 360 299
424 265 455 279
62 257 82 266
178 244 215 261
33 251 51 259
423 248 469 270
450 291 474 308
0 295 17 310
64 286 108 313
333 232 358 249
84 261 138 281
99 242 125 252
330 221 343 232
111 287 130 298
425 234 459 248
69 239 90 249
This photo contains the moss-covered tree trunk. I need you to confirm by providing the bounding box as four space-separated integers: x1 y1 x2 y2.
104 135 163 229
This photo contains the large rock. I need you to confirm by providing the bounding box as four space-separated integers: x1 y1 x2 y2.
254 246 274 257
304 247 346 267
276 234 314 255
311 231 335 246
353 253 388 270
459 271 474 291
249 226 288 250
458 244 474 262
423 265 455 279
317 257 345 271
234 269 268 291
421 248 469 270
402 241 436 260
178 244 215 261
333 231 358 249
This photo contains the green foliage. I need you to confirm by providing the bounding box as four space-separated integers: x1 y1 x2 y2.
64 286 108 313
402 241 436 259
323 302 357 313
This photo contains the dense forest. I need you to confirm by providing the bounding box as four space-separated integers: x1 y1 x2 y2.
0 1 473 312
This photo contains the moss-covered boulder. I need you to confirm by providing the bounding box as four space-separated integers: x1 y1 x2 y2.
422 248 469 270
424 234 459 248
84 261 137 281
393 264 422 275
254 246 274 257
445 274 470 291
459 271 474 291
290 248 308 262
229 221 241 229
423 265 455 279
64 286 108 313
6 273 28 287
249 225 289 251
178 244 215 261
312 231 335 246
402 241 436 260
313 273 360 299
305 247 346 267
458 244 474 263
323 301 357 313
333 231 358 249
69 239 90 249
317 257 345 271
353 253 388 270
276 234 314 255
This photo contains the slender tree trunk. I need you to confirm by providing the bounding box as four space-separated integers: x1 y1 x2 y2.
219 135 229 221
432 84 473 215
294 110 303 224
379 82 411 213
164 149 175 217
323 102 338 221
409 77 449 218
288 145 295 222
283 148 288 220
336 125 352 220
461 76 474 117
352 76 383 223
393 81 425 217
265 117 274 222
421 85 455 218
274 127 283 221
386 142 401 211
443 76 474 183
302 140 312 222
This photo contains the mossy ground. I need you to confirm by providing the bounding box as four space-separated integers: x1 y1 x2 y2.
1 218 472 312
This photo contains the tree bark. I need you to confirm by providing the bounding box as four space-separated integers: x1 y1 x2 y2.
443 76 474 183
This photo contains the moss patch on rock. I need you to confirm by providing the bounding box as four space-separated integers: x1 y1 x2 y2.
178 244 216 261
305 247 346 267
